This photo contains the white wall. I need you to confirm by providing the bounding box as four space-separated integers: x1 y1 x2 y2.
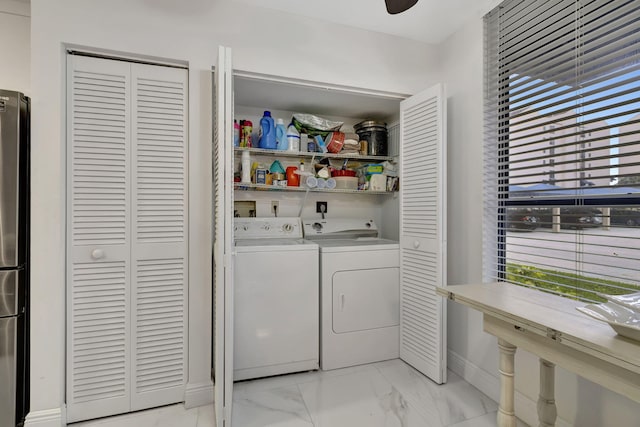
0 0 30 94
28 0 440 425
439 16 640 427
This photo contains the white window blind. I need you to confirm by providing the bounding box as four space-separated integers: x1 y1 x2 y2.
484 0 640 302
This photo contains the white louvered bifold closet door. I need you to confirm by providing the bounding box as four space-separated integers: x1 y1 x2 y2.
67 55 133 422
399 83 447 384
130 63 188 410
213 46 235 427
67 55 188 422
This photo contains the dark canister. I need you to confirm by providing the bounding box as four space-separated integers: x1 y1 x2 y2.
353 120 388 156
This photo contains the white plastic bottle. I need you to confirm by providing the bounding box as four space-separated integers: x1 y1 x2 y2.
276 118 288 150
241 150 251 183
286 122 301 152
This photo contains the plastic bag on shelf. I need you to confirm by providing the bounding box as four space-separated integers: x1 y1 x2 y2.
292 113 343 137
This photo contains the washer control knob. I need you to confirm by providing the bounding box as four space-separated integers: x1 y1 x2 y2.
242 225 249 231
283 223 293 233
263 224 271 231
312 222 323 231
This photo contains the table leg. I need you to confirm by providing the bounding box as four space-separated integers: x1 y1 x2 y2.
497 339 517 427
537 359 557 427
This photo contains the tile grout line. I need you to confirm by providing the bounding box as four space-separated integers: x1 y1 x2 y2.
294 382 316 427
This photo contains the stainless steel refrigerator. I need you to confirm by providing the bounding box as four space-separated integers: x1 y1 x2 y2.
0 90 30 427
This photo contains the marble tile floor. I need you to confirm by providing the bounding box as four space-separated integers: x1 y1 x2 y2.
72 359 528 427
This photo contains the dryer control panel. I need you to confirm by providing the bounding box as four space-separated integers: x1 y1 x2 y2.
302 218 378 239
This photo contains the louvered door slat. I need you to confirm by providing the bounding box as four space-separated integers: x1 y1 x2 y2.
71 64 128 246
134 69 186 245
399 84 447 385
69 261 128 407
131 63 187 410
67 55 132 422
133 258 185 399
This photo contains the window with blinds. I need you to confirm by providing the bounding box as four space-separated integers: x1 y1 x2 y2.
483 0 640 302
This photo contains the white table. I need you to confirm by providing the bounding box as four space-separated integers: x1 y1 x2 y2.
437 283 640 427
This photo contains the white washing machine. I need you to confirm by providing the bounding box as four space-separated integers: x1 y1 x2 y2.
303 218 400 371
234 217 319 381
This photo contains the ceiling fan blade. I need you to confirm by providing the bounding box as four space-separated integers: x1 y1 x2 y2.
385 0 418 14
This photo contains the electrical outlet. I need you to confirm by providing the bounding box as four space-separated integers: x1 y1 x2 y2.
316 201 328 214
271 200 279 214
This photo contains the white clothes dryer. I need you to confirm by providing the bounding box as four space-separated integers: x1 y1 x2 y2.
234 217 319 381
303 218 400 371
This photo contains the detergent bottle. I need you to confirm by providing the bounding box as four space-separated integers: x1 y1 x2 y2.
258 111 276 149
275 118 288 150
286 122 300 151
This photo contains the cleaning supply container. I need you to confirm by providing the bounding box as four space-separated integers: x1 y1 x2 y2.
286 166 300 187
259 111 277 149
241 120 253 147
234 120 240 147
286 123 301 151
275 118 288 150
241 150 251 183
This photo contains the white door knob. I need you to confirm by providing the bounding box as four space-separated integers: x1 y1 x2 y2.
91 249 105 260
413 240 420 249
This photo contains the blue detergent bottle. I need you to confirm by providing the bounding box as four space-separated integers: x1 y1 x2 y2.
259 111 277 149
275 118 288 150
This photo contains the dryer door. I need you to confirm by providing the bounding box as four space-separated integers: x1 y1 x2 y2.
332 267 399 333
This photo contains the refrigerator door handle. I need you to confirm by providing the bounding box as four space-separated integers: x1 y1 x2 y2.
0 90 23 268
0 270 20 317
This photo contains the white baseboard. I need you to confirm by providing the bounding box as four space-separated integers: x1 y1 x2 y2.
184 381 214 409
23 407 64 427
448 349 500 403
448 350 572 427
